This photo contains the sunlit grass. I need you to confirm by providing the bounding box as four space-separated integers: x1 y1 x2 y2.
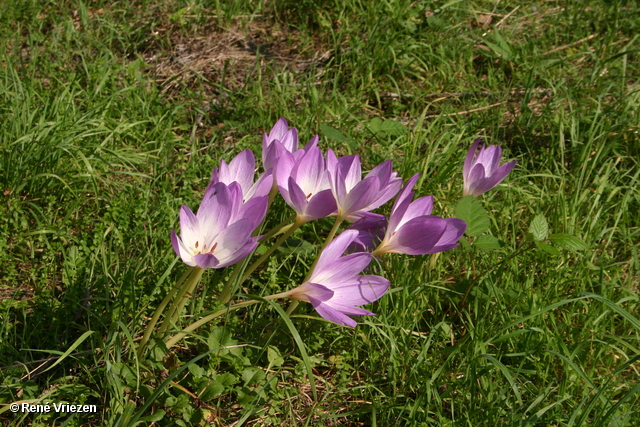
1 0 638 425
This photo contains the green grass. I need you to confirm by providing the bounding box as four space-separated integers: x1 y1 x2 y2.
1 0 639 425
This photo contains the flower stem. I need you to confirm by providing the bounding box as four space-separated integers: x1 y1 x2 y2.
218 216 296 304
285 299 300 316
137 266 194 358
159 267 204 335
259 215 297 243
165 291 294 349
217 256 248 304
238 217 304 285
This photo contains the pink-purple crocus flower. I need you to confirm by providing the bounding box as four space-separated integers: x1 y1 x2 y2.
207 149 271 229
372 174 466 256
262 118 318 172
275 146 337 223
209 149 273 202
284 230 390 327
171 182 261 269
326 150 402 221
346 213 387 253
463 138 517 197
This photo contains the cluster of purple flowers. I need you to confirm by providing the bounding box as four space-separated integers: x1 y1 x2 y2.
171 119 515 327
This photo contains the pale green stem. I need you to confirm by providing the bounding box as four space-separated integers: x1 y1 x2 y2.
165 290 294 349
259 215 296 243
218 215 296 304
217 255 248 304
159 267 204 335
285 299 300 316
238 217 305 285
137 267 194 358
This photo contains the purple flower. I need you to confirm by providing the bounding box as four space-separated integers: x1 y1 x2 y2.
208 149 270 230
275 146 337 222
463 138 516 197
171 182 260 268
210 149 273 202
372 174 466 256
285 230 390 327
262 118 318 172
346 213 387 253
326 150 402 221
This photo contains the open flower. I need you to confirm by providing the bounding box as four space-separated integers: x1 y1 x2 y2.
463 138 516 197
285 230 390 327
275 146 336 222
210 149 273 202
372 174 466 256
208 149 271 229
326 150 402 221
262 118 318 172
171 182 260 268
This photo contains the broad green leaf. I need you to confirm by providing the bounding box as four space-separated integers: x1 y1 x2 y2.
528 214 548 241
188 363 204 378
320 123 357 150
378 119 408 136
217 373 237 387
369 118 407 136
549 233 589 251
474 235 502 252
426 15 446 28
368 117 383 133
455 195 490 237
535 240 560 256
242 367 266 385
267 346 284 368
200 381 225 401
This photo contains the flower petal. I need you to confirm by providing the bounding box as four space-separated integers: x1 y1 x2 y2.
280 128 299 153
384 216 448 255
313 230 359 273
341 155 362 192
211 219 257 266
391 174 419 215
194 253 221 268
246 170 273 200
309 298 358 327
340 176 380 217
179 205 201 251
227 149 256 193
464 163 487 196
395 195 434 229
198 183 232 236
294 147 325 195
424 218 467 254
287 282 332 303
287 177 310 217
305 189 337 221
463 138 482 179
330 275 390 306
303 134 319 152
236 195 268 229
311 252 372 286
